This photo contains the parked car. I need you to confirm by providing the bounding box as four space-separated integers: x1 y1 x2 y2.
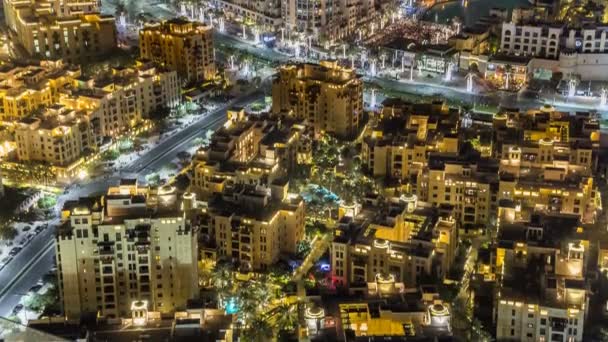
29 284 42 293
9 247 22 256
12 304 23 315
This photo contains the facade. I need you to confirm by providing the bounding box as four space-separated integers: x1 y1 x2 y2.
15 106 95 169
199 181 305 271
0 60 81 124
281 0 378 42
214 0 282 31
192 107 311 196
56 180 199 319
501 22 563 58
360 99 460 182
4 0 116 63
139 18 216 84
494 209 588 342
60 63 180 138
271 61 363 139
330 195 458 289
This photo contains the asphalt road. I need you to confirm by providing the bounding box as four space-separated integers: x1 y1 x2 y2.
0 222 56 318
122 90 265 176
0 91 265 321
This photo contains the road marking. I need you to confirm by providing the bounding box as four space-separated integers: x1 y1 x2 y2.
0 239 54 304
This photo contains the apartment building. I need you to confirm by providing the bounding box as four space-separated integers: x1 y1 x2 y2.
360 99 460 182
192 107 311 196
199 181 305 271
494 209 588 342
493 108 600 224
330 194 458 288
271 61 363 139
4 0 116 63
15 105 95 179
60 63 180 138
416 155 498 230
493 108 600 173
563 26 608 53
215 0 282 31
139 18 216 84
56 180 199 319
0 60 81 124
281 0 378 42
501 22 563 58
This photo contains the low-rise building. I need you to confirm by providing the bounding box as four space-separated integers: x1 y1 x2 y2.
494 209 588 342
198 181 305 272
192 107 311 196
15 105 95 180
139 18 216 84
416 155 498 230
494 107 600 224
360 99 460 183
4 0 116 63
60 63 180 138
330 195 458 289
0 60 80 124
271 61 363 139
56 180 200 319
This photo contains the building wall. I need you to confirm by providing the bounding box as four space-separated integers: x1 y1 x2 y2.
271 61 363 139
15 113 95 166
501 23 562 58
496 300 584 342
139 20 216 84
0 62 80 123
56 214 199 319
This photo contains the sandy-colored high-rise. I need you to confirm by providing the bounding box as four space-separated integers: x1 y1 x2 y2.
56 180 199 319
139 18 216 85
4 0 116 63
272 61 363 139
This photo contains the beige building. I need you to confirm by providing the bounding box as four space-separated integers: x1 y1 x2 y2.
494 107 601 224
416 157 498 230
330 195 458 288
360 99 460 181
192 107 311 196
0 60 80 124
4 0 116 63
15 105 95 179
272 61 363 139
199 181 305 272
494 209 588 342
60 62 180 137
56 180 199 319
192 108 308 272
281 0 379 42
139 18 216 84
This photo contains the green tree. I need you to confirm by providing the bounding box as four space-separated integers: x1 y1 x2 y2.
273 303 299 333
0 225 18 240
241 317 273 342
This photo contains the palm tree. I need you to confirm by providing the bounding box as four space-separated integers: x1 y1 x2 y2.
213 263 234 306
241 317 273 342
273 303 299 333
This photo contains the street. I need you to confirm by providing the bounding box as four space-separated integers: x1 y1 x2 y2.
0 90 267 321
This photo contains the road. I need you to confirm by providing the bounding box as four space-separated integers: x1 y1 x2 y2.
0 90 266 321
122 90 265 176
